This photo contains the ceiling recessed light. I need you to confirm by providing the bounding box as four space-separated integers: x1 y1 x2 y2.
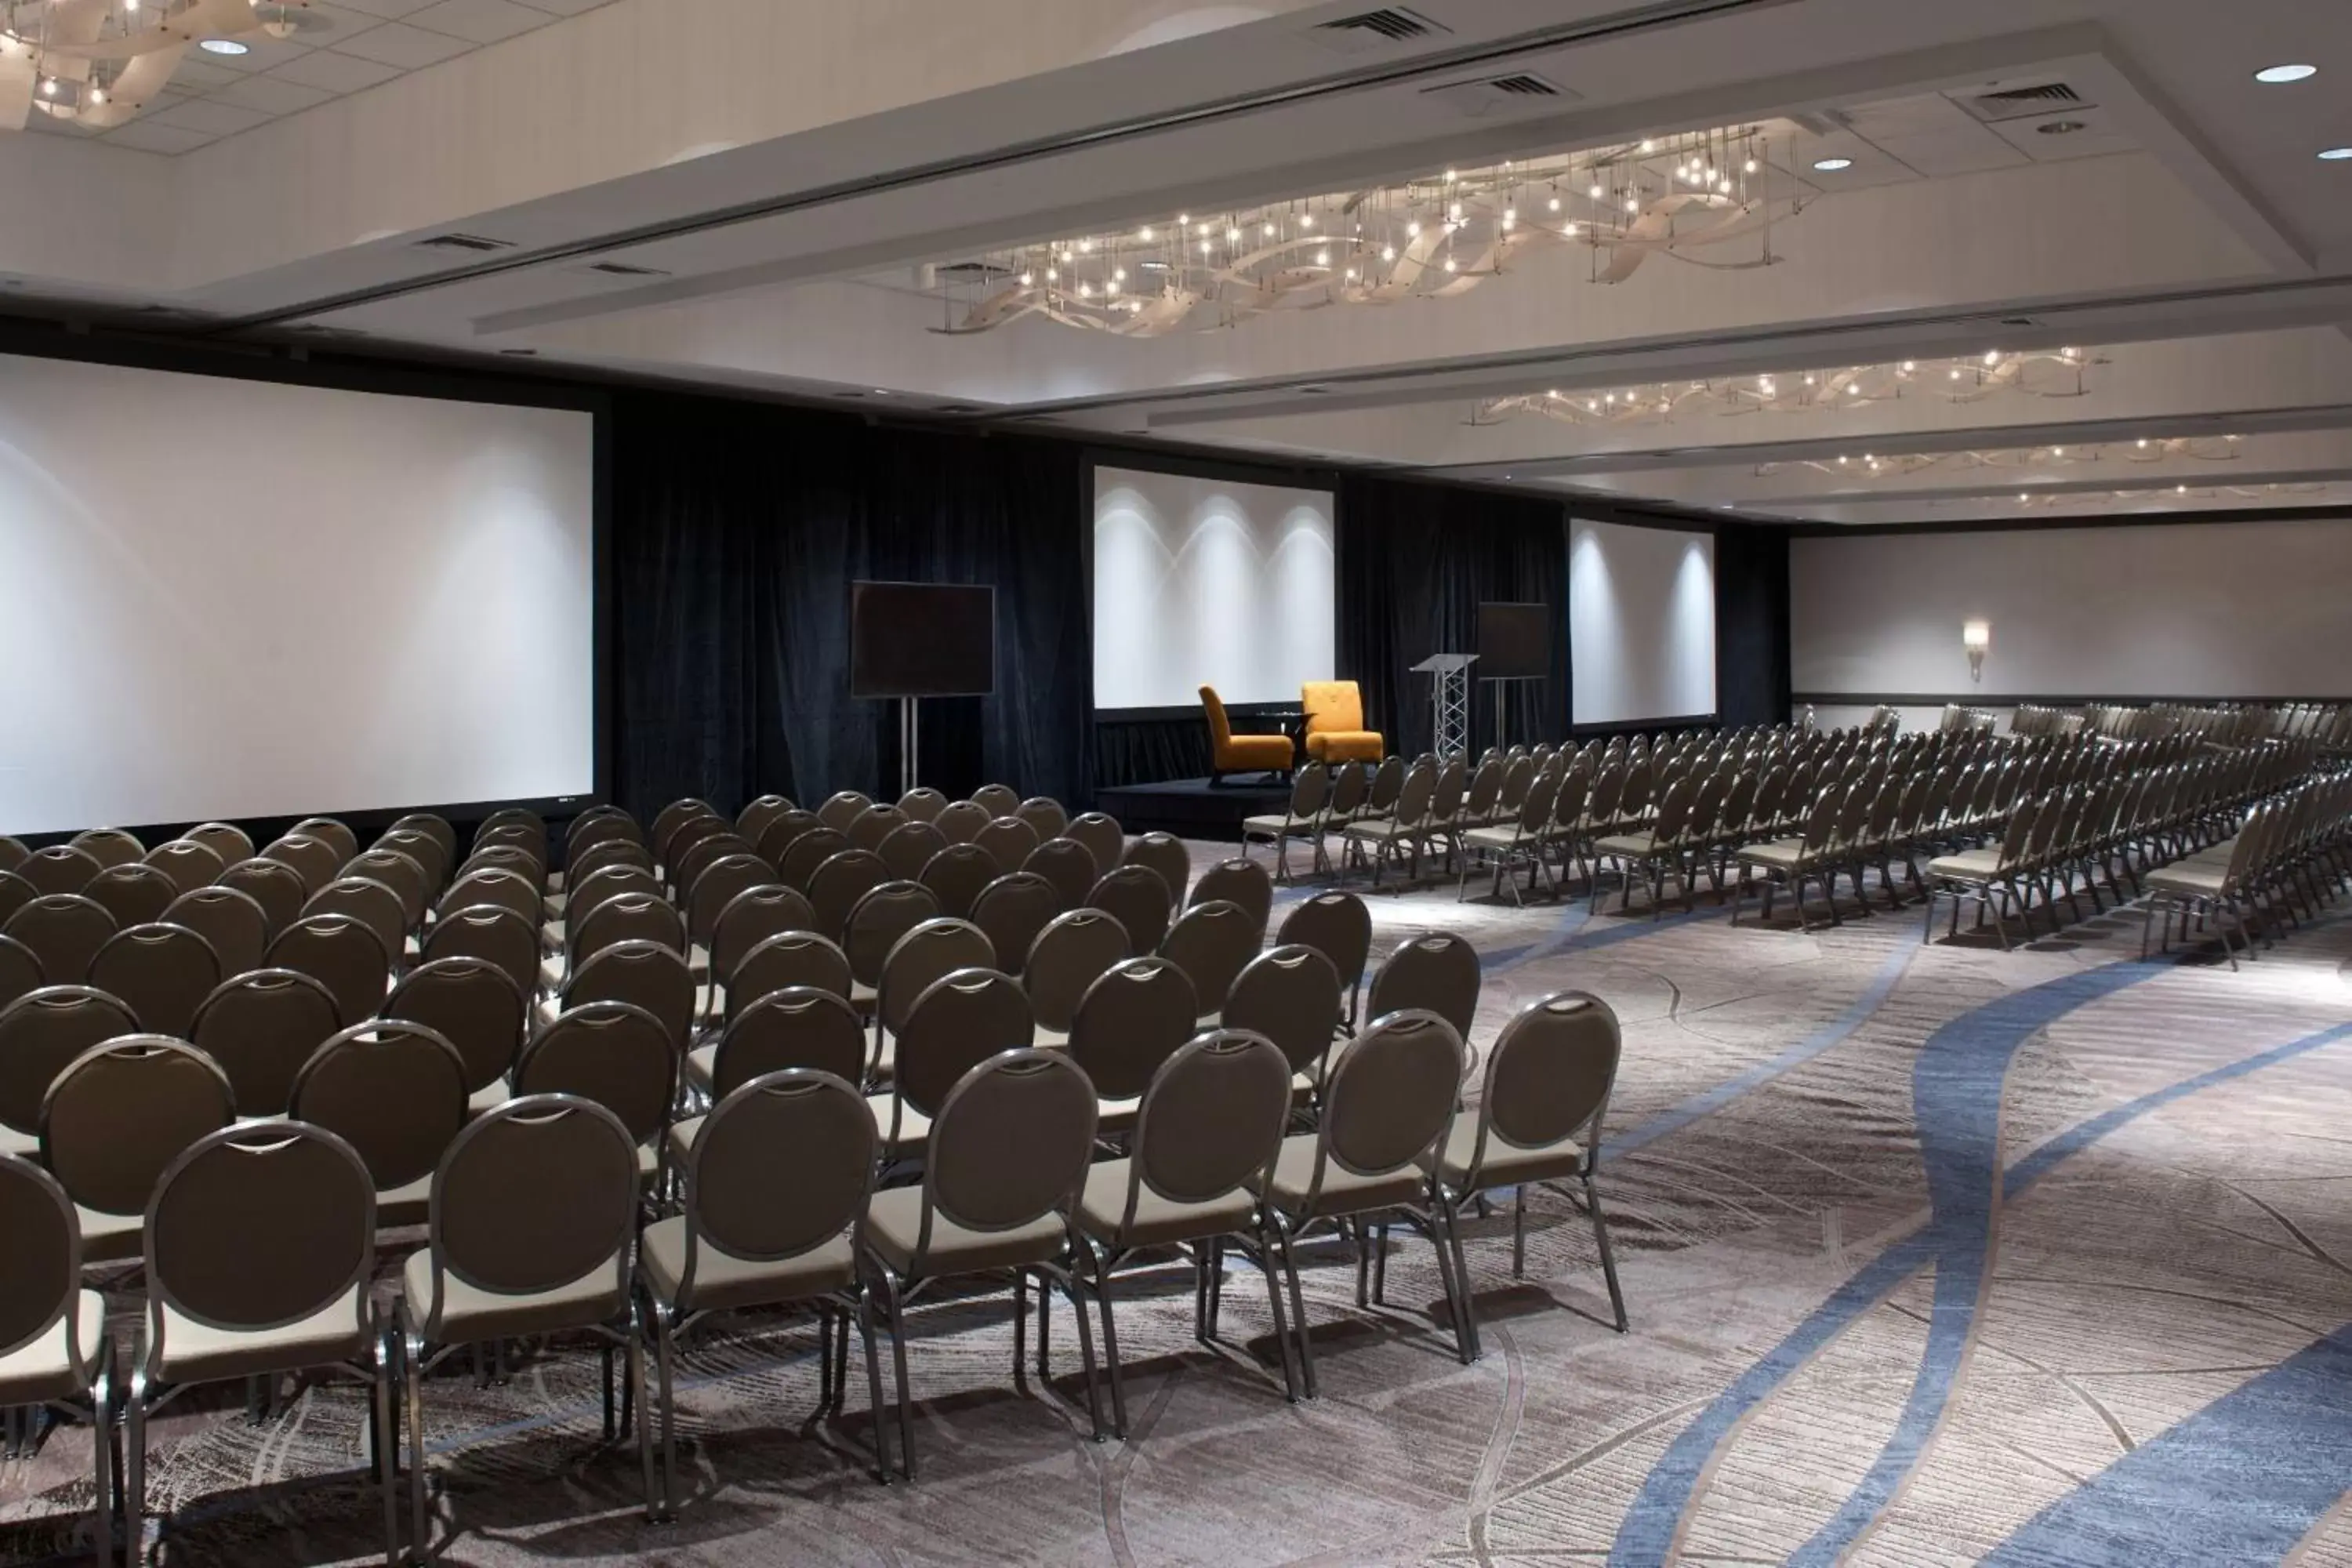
198 38 249 54
2321 147 2352 161
1812 157 1853 172
2255 63 2318 83
2036 119 2085 136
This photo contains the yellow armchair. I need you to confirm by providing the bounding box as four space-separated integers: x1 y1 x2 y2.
1201 685 1294 783
1301 681 1384 764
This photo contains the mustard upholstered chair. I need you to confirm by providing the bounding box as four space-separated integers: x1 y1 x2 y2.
1301 681 1384 764
1200 686 1294 785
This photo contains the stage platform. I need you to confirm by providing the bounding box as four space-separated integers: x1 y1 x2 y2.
1096 776 1288 840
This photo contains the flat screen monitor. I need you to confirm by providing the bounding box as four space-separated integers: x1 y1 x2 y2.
1477 603 1552 681
849 582 996 698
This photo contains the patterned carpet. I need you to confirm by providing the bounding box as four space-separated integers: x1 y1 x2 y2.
6 842 2351 1567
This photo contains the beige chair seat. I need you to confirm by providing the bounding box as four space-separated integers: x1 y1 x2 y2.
377 1174 434 1229
1251 1134 1427 1220
1075 1159 1255 1250
1240 814 1313 837
1341 817 1400 841
1736 837 1812 870
1032 1025 1069 1051
865 1185 1067 1276
850 981 878 1014
1592 831 1658 858
0 1125 36 1159
682 1045 718 1096
1925 846 2005 880
77 1205 144 1265
155 1288 370 1384
865 1094 932 1149
688 944 710 985
1459 825 1525 852
1094 1094 1142 1137
638 1215 855 1315
538 955 567 993
2147 864 2233 896
401 1245 627 1342
534 996 562 1029
663 1116 702 1175
466 1080 510 1117
1429 1120 1586 1190
0 1290 105 1403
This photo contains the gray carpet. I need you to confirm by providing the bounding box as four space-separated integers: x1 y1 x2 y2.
7 844 2351 1567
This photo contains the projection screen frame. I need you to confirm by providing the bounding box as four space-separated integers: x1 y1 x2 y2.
0 332 613 847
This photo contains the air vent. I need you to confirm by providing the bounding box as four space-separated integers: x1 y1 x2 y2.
412 233 516 253
1957 82 2089 123
1421 71 1574 118
935 261 1007 281
935 403 985 415
583 260 670 278
1308 7 1448 54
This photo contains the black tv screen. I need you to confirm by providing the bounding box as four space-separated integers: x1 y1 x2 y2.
1477 602 1552 681
850 582 996 699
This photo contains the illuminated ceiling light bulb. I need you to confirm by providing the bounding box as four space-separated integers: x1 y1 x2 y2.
1226 227 1241 241
1444 168 1457 181
1838 455 1849 464
1077 281 1092 297
1901 361 1915 372
1200 241 1212 256
1984 349 2001 365
198 37 248 53
1812 156 1853 172
1381 245 1396 260
1443 257 1457 272
1588 183 1603 199
1625 195 1639 211
2255 64 2318 82
1744 158 1757 172
89 86 105 103
1640 139 1655 152
39 76 54 96
1604 391 1617 404
1804 374 1816 386
1079 238 1094 252
1177 213 1189 224
2052 446 2065 456
1406 220 1420 237
1548 389 1561 398
1563 222 1577 235
1449 203 1463 221
2177 483 2187 493
1316 249 1329 265
1949 368 1962 380
1548 196 1561 211
1046 267 1058 281
1263 222 1276 238
1345 267 1358 280
2136 438 2149 448
1138 226 1152 241
1301 214 1315 228
1717 179 1733 192
1018 271 1033 285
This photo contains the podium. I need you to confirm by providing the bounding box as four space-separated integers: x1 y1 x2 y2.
1412 653 1477 757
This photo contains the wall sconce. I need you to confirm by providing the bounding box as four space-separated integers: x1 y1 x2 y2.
1962 620 1990 683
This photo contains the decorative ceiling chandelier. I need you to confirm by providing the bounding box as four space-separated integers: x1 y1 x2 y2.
1469 348 2103 427
930 123 1799 339
0 0 310 134
1759 434 2242 479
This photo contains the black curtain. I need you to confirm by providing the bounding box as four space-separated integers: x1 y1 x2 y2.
609 394 1089 818
1714 521 1791 728
1336 475 1570 756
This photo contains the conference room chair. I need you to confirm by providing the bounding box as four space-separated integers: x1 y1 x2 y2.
1085 864 1174 953
305 876 410 967
869 916 994 1079
0 987 137 1159
1428 992 1628 1356
189 969 340 1118
913 843 997 922
736 793 797 845
1070 1029 1296 1434
641 1068 890 1512
0 836 22 874
1222 946 1345 1109
1109 835 1189 912
569 835 655 896
562 866 666 950
683 985 866 1106
1014 797 1069 842
1542 762 1596 891
567 814 643 877
1197 685 1292 786
1457 771 1560 906
896 786 949 824
1359 757 1406 833
673 832 760 906
1340 757 1439 889
1160 901 1260 1029
848 804 910 854
6 894 116 985
292 1021 470 1229
553 939 695 1053
1241 762 1330 882
651 798 720 861
1189 857 1273 934
400 1094 655 1555
84 861 179 929
162 884 269 978
1022 837 1099 909
1022 908 1129 1049
292 817 361 865
1275 891 1371 1032
0 1154 115 1559
517 1000 679 1186
263 834 344 898
553 893 687 996
805 848 889 941
0 871 34 931
1592 775 1701 918
211 858 299 945
125 1121 396 1566
844 882 946 1018
346 849 430 934
967 782 1022 819
1491 754 1535 828
1300 681 1384 766
1250 1010 1472 1396
866 966 1033 1163
389 814 458 882
1457 755 1506 833
728 932 853 1022
561 803 631 851
931 799 993 846
1311 760 1372 863
419 905 540 1007
439 864 543 931
969 872 1062 978
684 851 771 956
862 1048 1103 1472
385 957 530 1116
18 845 101 898
756 808 826 870
0 934 38 1014
975 815 1043 876
705 884 818 1022
1064 813 1125 879
660 817 732 891
876 821 950 884
69 828 143 870
43 1035 237 1265
373 829 448 899
1066 956 1196 1139
269 910 394 1026
815 791 873 834
89 922 220 1038
1366 931 1481 1042
1735 786 1865 932
1416 757 1471 873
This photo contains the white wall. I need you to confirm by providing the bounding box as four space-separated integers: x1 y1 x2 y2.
0 354 596 835
1570 518 1716 725
1791 519 2352 701
1092 465 1334 710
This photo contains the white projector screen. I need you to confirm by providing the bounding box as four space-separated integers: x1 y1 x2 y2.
0 354 597 836
1092 464 1335 711
1570 518 1717 725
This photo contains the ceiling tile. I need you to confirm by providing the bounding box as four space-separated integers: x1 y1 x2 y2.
405 0 554 44
331 0 441 15
211 74 338 115
267 49 408 93
20 109 92 138
512 0 619 13
103 120 223 154
330 20 477 67
163 58 246 93
283 3 392 45
186 34 315 74
147 98 277 135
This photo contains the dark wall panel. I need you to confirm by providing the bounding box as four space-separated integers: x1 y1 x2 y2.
1715 521 1791 728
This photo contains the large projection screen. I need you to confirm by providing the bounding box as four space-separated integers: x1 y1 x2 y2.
1092 464 1335 711
1570 518 1717 725
0 354 597 836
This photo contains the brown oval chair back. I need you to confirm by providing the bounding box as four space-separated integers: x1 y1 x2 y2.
190 969 342 1116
